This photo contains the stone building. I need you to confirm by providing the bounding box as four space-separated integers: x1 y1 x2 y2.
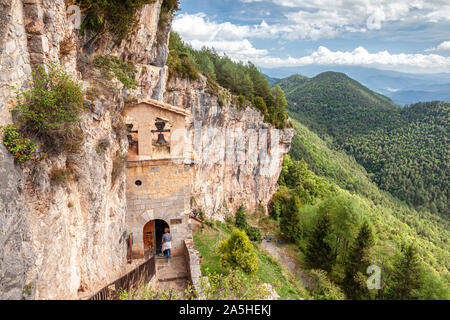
123 98 193 260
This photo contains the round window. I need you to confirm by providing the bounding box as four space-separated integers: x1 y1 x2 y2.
135 180 142 186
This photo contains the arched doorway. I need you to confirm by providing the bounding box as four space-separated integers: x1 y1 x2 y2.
143 219 170 258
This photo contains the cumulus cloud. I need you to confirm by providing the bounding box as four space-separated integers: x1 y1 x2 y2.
240 0 450 39
172 13 278 41
426 41 450 52
251 46 450 73
172 5 450 74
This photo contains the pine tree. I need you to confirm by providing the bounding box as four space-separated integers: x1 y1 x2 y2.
304 213 335 272
343 221 375 299
280 195 303 244
387 244 423 300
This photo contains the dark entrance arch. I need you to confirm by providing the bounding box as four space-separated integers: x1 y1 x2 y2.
143 219 169 258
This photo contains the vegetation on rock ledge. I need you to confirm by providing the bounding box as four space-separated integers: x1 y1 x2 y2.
93 55 138 89
1 125 38 163
9 63 84 156
167 32 290 129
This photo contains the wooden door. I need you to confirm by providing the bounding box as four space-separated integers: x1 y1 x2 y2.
143 221 155 253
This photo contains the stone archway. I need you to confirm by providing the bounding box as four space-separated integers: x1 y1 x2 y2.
143 219 170 259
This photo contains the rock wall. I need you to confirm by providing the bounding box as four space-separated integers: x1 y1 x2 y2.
165 76 294 219
0 0 169 300
0 0 35 301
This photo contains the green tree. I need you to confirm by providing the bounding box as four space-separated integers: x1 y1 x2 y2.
280 195 303 244
309 269 346 300
342 221 375 299
318 196 362 262
304 213 336 272
272 84 287 110
270 200 282 221
387 244 424 300
270 84 288 127
235 205 248 230
217 229 258 275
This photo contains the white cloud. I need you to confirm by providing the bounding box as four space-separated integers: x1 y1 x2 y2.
172 13 283 41
252 46 450 74
173 13 269 61
173 10 450 74
189 39 268 61
426 41 450 52
240 0 450 39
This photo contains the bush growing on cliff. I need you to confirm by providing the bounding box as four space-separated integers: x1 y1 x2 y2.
13 64 84 134
1 125 38 163
77 0 172 39
12 64 84 154
167 32 199 81
158 0 180 32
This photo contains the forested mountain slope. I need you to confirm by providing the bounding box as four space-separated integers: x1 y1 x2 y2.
277 119 449 299
277 72 449 215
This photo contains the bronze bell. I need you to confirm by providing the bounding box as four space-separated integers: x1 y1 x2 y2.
156 133 167 145
155 121 166 131
154 121 168 145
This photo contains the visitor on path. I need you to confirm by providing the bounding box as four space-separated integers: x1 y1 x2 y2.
161 228 173 259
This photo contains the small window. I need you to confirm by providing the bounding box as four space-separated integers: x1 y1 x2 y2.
170 219 182 225
135 180 142 186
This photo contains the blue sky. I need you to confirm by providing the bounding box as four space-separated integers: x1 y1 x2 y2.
172 0 450 74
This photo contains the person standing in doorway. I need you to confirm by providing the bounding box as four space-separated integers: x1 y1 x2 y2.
161 228 173 259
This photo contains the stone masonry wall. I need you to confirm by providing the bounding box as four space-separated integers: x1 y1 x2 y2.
126 160 192 257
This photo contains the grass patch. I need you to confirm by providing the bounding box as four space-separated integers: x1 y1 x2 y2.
50 167 69 185
96 138 110 155
93 55 138 89
111 151 127 183
194 223 309 300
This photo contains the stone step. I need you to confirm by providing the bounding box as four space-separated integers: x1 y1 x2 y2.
158 271 188 282
155 254 184 260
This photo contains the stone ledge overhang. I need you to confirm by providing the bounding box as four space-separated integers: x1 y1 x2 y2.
129 98 190 117
126 157 189 168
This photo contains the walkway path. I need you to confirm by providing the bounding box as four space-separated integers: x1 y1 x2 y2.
261 240 297 273
153 255 189 298
260 240 314 290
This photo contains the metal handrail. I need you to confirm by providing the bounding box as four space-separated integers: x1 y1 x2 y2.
88 257 156 300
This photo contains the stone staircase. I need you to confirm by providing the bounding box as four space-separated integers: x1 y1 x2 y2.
154 255 189 297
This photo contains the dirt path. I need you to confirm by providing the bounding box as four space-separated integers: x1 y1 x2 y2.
260 240 297 273
260 240 314 290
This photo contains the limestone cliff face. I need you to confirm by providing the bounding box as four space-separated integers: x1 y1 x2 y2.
0 0 168 300
165 76 294 219
0 0 292 300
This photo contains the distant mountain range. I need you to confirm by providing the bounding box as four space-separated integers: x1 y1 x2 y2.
274 71 449 216
262 65 450 106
